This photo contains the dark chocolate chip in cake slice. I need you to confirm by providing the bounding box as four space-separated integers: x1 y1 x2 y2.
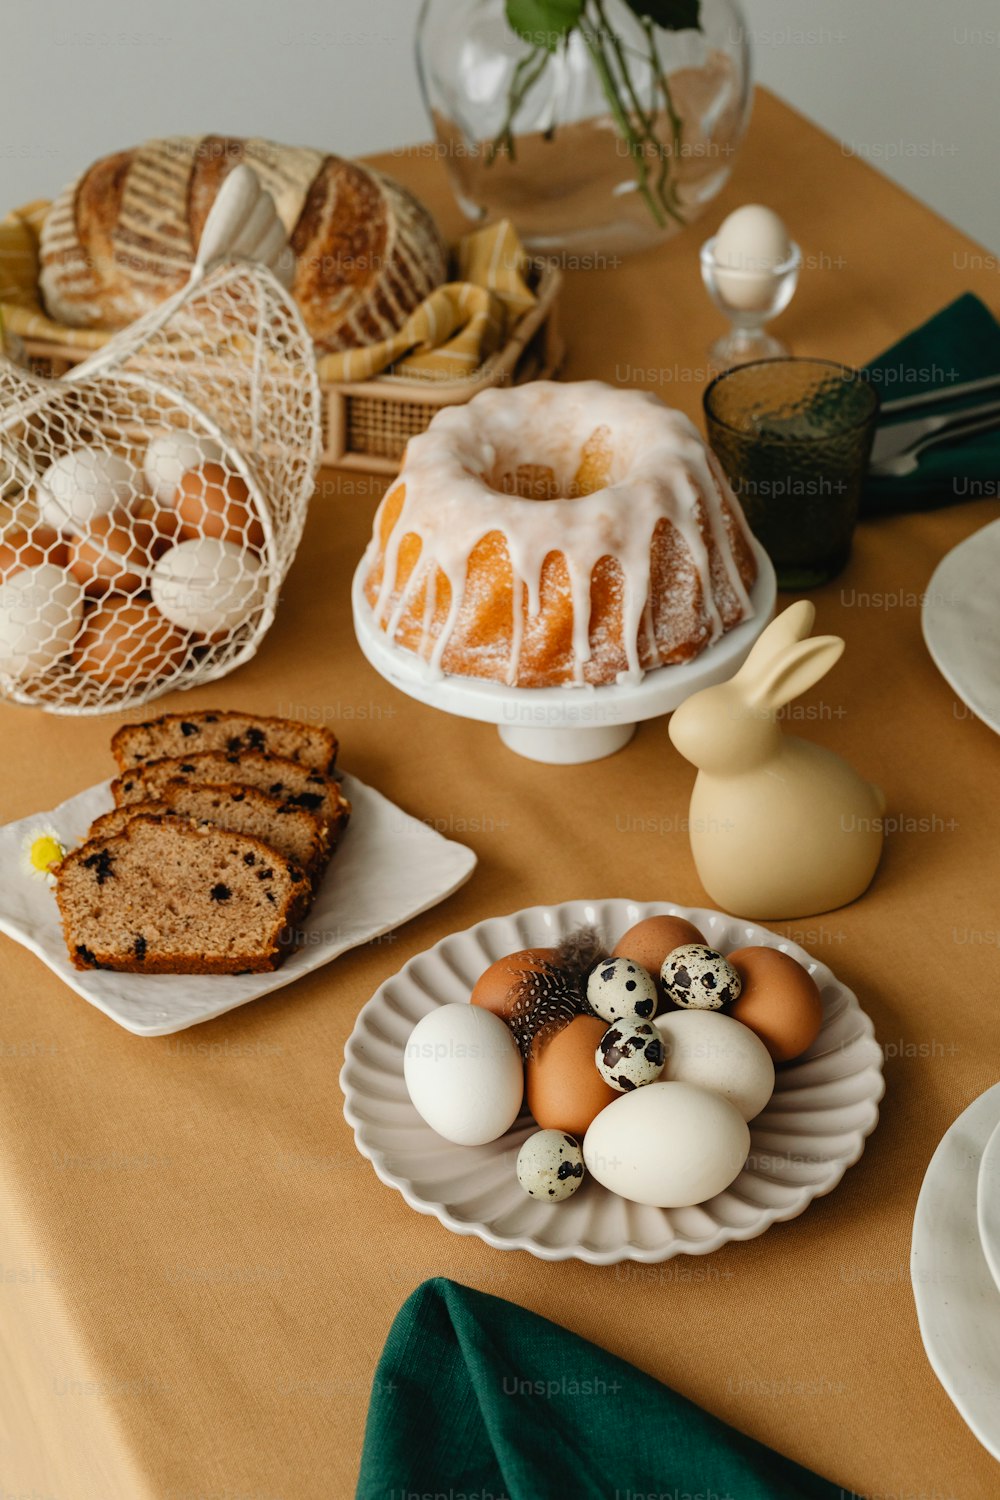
56 818 300 975
111 751 348 845
111 711 338 775
92 782 330 885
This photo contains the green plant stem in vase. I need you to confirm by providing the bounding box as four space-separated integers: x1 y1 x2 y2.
417 0 751 256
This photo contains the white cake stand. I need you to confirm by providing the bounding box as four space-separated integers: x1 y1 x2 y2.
351 541 776 764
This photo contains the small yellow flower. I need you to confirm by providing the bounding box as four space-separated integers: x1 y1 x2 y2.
21 826 66 884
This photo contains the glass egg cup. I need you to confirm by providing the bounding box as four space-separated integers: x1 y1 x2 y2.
700 236 802 371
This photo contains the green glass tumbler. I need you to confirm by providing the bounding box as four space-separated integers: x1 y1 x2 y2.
703 358 880 588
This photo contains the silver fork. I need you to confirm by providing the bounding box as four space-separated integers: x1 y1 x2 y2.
870 395 1000 466
870 410 1000 477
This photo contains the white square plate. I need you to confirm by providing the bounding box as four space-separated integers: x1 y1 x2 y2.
0 773 476 1036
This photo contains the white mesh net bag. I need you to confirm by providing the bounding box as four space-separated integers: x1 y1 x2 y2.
0 166 321 715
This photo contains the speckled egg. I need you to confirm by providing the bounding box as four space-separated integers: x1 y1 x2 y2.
515 1129 585 1201
595 1020 665 1092
660 944 742 1012
586 956 658 1024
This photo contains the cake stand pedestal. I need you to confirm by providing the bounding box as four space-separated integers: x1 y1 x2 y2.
351 544 776 764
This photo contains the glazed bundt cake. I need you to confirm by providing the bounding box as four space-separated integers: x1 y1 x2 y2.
360 381 758 689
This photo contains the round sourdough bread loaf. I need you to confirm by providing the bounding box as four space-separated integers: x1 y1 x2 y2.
38 135 448 352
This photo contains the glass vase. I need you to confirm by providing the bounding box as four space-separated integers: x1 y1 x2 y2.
416 0 752 257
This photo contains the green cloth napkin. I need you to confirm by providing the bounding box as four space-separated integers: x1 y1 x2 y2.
863 292 1000 515
356 1278 842 1500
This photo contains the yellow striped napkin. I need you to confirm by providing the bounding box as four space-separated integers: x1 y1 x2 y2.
0 207 537 380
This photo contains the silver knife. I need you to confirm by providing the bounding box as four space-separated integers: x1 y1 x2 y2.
879 372 1000 416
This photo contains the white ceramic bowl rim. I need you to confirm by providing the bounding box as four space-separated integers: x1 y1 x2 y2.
340 899 885 1265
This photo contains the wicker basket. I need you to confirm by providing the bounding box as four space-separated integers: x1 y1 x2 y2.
16 262 564 476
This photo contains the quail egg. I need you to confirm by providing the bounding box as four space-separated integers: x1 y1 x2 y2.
516 1129 585 1201
595 1020 665 1092
660 944 742 1012
586 956 658 1024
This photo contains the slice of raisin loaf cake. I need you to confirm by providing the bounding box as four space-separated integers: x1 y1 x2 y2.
56 816 305 974
111 751 350 840
111 711 338 774
89 783 330 880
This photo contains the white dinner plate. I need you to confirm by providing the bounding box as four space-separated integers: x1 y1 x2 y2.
340 898 885 1264
0 773 476 1036
977 1119 1000 1298
911 1083 1000 1461
922 518 1000 734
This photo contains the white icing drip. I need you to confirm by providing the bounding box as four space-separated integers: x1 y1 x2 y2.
430 551 468 675
420 560 437 656
568 553 592 677
616 476 657 681
508 572 524 686
365 381 756 686
671 466 724 641
691 445 756 621
701 447 756 606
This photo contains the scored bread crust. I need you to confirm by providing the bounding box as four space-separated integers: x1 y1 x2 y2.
38 134 448 352
110 710 338 774
56 815 303 974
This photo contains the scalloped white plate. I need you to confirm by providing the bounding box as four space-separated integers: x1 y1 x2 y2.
922 518 1000 735
978 1119 1000 1297
911 1084 1000 1461
340 899 885 1264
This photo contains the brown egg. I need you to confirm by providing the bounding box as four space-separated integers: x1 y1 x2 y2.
727 946 824 1063
174 463 264 550
134 496 183 549
526 1015 618 1137
470 948 559 1020
73 598 189 686
67 511 162 596
0 524 68 578
612 916 707 1004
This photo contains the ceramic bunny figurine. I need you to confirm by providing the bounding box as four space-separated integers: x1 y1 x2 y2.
668 601 885 919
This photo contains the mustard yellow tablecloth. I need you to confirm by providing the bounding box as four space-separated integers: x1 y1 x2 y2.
0 91 999 1500
0 207 536 381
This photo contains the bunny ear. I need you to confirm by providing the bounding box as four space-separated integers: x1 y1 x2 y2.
746 634 845 712
733 601 816 690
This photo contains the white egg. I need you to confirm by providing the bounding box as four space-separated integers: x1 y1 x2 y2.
150 538 265 636
0 564 84 678
37 449 141 534
713 204 792 311
404 1003 523 1146
144 432 225 505
583 1081 750 1207
655 1010 774 1121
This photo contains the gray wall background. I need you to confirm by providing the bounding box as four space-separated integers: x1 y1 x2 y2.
3 0 998 251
